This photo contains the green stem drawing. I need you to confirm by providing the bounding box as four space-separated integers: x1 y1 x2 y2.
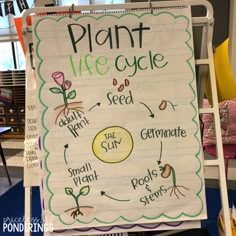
170 166 176 186
71 194 82 215
160 164 189 199
65 186 90 219
166 100 177 111
61 85 68 104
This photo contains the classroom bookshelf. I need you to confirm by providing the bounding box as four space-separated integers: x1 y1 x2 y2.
0 70 25 138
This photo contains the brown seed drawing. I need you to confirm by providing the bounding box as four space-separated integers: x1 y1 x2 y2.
112 79 130 92
118 84 124 92
159 100 167 110
113 78 117 86
125 79 129 87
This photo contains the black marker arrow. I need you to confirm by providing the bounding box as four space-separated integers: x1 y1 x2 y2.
157 141 163 165
140 102 154 118
89 102 101 111
101 191 130 202
64 144 68 164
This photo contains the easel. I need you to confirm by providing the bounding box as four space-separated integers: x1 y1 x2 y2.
229 0 236 82
22 1 232 235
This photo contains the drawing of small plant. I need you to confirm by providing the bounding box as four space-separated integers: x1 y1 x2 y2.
159 164 189 199
65 185 90 219
50 71 84 124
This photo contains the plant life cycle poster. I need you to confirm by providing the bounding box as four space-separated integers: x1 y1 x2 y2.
32 6 207 231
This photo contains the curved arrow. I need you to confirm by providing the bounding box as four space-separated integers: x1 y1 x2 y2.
64 144 68 164
101 191 130 202
140 102 154 118
157 141 163 165
89 102 101 111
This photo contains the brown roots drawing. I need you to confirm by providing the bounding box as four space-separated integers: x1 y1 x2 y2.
54 101 84 124
167 185 190 199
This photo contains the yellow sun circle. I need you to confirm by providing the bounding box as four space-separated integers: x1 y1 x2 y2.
92 126 133 163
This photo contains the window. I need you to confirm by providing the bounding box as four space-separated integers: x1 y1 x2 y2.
0 42 14 70
59 0 125 13
59 0 78 5
14 41 26 70
59 0 125 6
0 0 34 70
0 41 25 70
0 0 34 39
59 0 89 5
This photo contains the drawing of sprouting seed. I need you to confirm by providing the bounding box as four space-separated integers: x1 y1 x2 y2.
159 100 177 111
50 71 84 124
65 186 90 219
159 164 189 199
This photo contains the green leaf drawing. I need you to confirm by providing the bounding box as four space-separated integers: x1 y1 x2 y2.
65 187 73 195
67 90 76 100
49 87 62 94
79 186 90 196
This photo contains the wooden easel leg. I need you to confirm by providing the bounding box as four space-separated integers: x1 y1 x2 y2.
24 186 32 236
0 142 12 186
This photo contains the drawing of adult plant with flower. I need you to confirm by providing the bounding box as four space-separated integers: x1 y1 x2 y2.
65 185 91 219
50 71 84 124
